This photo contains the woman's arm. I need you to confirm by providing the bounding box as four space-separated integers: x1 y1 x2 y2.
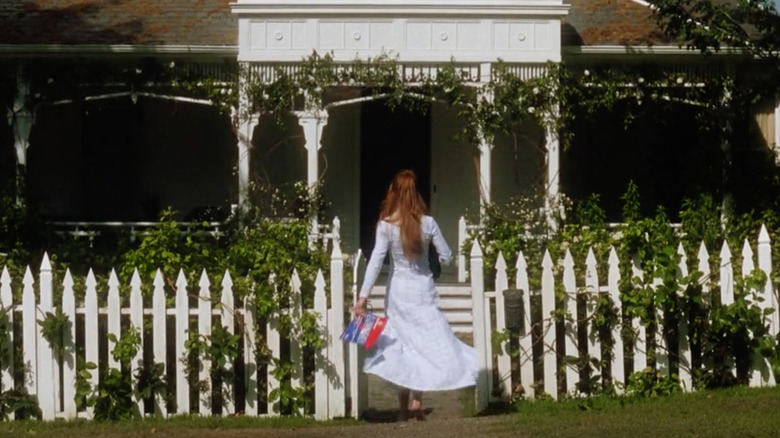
356 222 390 307
430 217 452 266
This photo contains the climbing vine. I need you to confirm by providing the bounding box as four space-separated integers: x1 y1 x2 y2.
2 49 751 155
472 178 780 402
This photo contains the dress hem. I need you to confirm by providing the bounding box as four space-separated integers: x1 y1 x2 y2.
363 369 477 392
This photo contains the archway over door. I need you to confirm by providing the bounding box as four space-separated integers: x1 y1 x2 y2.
359 100 431 257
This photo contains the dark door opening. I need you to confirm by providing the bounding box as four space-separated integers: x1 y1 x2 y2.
359 100 431 258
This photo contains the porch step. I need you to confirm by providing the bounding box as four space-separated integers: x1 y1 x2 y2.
366 284 473 333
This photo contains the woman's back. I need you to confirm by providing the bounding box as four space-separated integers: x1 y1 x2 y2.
360 216 451 297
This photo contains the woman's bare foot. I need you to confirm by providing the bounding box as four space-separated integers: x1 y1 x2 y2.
410 399 426 421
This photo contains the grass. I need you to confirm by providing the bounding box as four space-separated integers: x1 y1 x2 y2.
2 386 780 437
485 385 780 437
0 414 360 437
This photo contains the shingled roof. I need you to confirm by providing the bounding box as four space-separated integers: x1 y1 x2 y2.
0 0 671 48
565 0 673 46
0 0 236 46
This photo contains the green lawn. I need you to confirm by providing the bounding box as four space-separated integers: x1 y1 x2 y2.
488 385 780 437
2 386 780 437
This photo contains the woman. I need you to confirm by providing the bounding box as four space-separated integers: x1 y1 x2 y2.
354 169 479 421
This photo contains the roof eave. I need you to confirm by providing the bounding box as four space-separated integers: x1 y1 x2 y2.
0 44 239 57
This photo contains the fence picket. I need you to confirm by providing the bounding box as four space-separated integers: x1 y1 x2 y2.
84 269 99 418
541 250 557 399
314 270 329 420
37 254 55 420
719 242 735 306
175 270 189 414
676 244 692 392
329 241 345 418
266 273 281 417
243 293 258 416
0 267 12 394
745 238 776 387
742 240 755 278
152 270 167 417
349 251 365 418
107 270 121 371
585 248 601 390
652 272 669 377
483 292 494 400
62 270 77 418
718 241 738 379
22 267 37 399
197 270 212 415
607 248 624 394
757 226 778 337
515 251 534 399
220 271 235 415
470 242 489 411
562 250 578 395
290 269 303 393
697 243 711 307
129 270 144 416
494 252 511 400
630 255 648 372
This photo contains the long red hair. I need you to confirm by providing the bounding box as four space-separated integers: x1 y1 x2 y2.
380 169 428 259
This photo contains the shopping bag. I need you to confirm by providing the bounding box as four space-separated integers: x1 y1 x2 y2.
340 313 387 349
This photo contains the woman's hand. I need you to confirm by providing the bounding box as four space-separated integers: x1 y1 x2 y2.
353 297 367 318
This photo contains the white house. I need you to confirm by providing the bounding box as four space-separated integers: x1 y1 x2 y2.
1 0 778 273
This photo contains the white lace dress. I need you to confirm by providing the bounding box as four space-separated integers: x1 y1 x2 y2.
359 216 479 391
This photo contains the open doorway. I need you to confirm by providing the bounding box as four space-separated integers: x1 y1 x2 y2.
359 99 431 257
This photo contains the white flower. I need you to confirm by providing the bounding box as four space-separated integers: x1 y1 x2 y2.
169 61 176 69
584 69 590 76
220 88 227 95
638 77 645 84
532 87 540 95
197 81 203 86
527 106 535 113
34 93 41 98
676 77 684 84
135 68 142 74
262 92 269 100
47 78 53 84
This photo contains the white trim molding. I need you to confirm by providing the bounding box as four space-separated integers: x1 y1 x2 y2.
230 0 569 17
563 45 750 57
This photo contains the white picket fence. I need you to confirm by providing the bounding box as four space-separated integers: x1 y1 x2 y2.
0 241 360 421
469 225 780 411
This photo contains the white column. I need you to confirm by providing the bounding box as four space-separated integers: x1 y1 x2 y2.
236 114 258 209
298 111 329 247
477 87 493 211
297 111 329 189
7 74 34 203
545 123 560 205
478 138 492 207
235 63 257 211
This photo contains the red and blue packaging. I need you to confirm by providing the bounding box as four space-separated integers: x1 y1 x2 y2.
340 313 387 349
